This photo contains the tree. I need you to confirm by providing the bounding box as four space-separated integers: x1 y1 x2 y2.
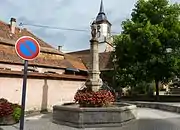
114 0 180 100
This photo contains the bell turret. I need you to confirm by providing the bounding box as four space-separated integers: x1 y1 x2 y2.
94 0 113 53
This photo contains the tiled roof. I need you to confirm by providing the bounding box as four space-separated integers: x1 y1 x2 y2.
0 43 66 69
0 20 63 55
67 49 90 57
64 54 87 71
81 52 114 71
0 19 87 71
67 50 114 71
0 20 52 48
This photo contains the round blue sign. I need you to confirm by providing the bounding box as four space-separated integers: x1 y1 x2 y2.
15 36 40 60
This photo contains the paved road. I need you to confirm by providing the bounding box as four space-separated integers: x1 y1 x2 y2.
1 108 180 130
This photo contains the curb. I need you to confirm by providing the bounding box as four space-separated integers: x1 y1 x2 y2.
25 110 51 117
125 101 180 114
53 103 137 128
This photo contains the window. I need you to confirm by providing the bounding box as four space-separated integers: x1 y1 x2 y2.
107 26 111 35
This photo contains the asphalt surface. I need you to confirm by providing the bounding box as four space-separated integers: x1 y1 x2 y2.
1 108 180 130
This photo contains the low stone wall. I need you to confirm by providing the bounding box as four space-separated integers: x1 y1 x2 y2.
53 103 137 128
127 101 180 114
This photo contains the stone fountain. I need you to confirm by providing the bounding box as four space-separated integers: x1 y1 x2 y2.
52 21 137 128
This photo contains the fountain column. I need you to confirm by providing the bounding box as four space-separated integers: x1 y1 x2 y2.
85 22 102 92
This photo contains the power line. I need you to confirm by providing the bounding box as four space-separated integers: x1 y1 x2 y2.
19 22 116 48
19 23 89 32
19 23 119 34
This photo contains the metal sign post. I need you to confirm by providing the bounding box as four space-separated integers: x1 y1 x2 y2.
15 36 40 130
20 60 28 130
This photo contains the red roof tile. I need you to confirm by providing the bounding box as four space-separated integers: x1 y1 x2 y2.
0 20 52 48
64 54 87 71
0 19 88 71
67 50 113 71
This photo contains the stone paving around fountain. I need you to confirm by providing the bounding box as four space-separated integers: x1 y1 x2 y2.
1 108 180 130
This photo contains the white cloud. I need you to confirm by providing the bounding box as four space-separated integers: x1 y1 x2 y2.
0 0 179 52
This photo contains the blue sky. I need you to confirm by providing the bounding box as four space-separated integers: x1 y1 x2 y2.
0 0 179 52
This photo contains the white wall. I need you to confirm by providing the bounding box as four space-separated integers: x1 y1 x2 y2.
97 23 113 53
0 63 23 71
0 77 85 111
100 23 108 38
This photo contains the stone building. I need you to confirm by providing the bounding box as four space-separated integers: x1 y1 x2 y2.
0 18 88 111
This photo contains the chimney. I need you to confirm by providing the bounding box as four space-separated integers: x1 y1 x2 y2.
58 46 62 51
10 18 16 34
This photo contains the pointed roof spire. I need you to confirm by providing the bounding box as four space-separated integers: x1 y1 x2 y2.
95 0 111 25
99 0 104 13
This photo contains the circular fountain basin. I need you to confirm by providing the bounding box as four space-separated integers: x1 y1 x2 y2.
52 102 137 128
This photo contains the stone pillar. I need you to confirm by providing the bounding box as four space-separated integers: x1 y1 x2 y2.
85 22 102 92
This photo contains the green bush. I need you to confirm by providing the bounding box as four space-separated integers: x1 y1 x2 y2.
129 81 155 96
146 84 155 96
12 107 21 122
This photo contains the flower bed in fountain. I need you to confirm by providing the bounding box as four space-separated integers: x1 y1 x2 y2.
53 88 137 128
0 98 21 125
74 88 115 107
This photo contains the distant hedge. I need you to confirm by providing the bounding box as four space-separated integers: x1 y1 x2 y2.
119 95 180 102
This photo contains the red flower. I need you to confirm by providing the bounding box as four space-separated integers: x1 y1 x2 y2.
74 88 115 107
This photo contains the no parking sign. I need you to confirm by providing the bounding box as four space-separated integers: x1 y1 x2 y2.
15 36 40 130
15 36 40 60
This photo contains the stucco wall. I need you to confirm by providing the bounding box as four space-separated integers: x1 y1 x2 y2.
0 77 85 111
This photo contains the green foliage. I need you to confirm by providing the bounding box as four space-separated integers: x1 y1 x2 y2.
12 107 21 122
0 98 21 123
101 70 114 86
128 81 154 96
114 0 180 93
